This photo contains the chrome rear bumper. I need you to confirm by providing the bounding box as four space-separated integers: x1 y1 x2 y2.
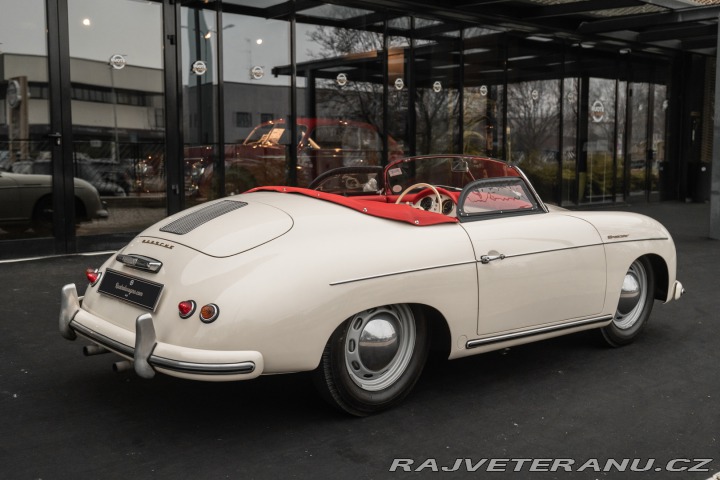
59 283 259 380
672 280 685 301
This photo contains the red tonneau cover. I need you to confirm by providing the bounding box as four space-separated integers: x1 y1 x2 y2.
247 186 458 226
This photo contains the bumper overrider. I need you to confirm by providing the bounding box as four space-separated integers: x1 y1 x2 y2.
59 284 263 380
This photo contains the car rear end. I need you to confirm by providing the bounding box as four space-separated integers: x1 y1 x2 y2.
60 197 295 381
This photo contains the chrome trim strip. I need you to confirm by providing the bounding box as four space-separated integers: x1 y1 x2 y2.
513 165 549 214
329 260 476 286
151 357 256 375
116 253 163 273
72 321 134 357
603 236 669 245
70 320 256 376
331 237 669 283
466 315 613 349
489 237 668 262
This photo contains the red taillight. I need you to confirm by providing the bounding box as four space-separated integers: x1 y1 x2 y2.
86 268 101 286
178 300 196 319
199 303 219 323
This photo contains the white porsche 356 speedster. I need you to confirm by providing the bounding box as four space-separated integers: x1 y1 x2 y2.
59 155 683 415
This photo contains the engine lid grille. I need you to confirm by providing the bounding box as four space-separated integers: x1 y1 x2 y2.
160 200 247 235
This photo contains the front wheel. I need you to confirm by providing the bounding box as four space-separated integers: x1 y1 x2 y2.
599 257 655 347
313 304 429 416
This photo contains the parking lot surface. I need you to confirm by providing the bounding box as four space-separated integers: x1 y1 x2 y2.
0 201 718 479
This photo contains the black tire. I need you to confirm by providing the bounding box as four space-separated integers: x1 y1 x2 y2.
313 304 429 416
31 196 53 235
599 257 655 347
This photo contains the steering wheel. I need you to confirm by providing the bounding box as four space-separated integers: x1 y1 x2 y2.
395 182 443 213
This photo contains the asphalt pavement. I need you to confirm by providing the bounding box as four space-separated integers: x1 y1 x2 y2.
0 201 718 480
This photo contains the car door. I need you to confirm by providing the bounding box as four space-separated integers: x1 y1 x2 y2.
457 178 607 337
0 172 21 223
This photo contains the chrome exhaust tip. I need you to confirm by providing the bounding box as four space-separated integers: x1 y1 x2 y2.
113 361 133 373
83 345 109 356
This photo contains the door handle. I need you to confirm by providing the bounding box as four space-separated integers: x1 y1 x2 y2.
480 253 505 264
48 132 62 146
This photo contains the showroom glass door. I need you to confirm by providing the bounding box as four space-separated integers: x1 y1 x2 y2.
181 3 220 201
412 19 461 156
627 82 650 202
463 29 505 160
296 4 387 181
626 82 666 202
0 0 53 244
584 77 618 204
67 0 167 237
506 36 562 203
649 83 667 200
221 1 291 193
387 17 413 157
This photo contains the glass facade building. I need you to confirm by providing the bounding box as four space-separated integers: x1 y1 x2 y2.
0 0 716 258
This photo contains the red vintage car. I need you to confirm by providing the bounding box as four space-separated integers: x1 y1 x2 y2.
193 118 403 197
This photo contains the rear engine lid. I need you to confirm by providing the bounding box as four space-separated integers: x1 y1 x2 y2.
139 199 292 257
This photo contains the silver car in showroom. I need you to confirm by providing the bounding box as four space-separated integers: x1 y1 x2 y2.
0 170 108 234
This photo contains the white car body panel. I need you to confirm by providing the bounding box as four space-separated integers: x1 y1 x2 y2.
461 214 606 336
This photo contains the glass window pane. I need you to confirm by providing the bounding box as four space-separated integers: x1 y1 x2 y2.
562 77 579 206
628 82 649 199
507 38 562 203
68 0 166 237
414 23 461 155
0 0 52 239
297 6 386 184
220 10 290 194
585 77 616 203
651 84 667 197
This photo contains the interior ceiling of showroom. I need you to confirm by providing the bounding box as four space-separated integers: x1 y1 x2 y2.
217 0 720 56
338 0 720 55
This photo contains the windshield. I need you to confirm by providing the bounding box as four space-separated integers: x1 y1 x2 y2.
385 155 520 195
243 123 308 146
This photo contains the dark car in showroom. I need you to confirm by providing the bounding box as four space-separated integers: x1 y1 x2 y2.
194 118 403 197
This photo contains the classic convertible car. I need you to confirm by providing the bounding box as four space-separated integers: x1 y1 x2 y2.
59 155 683 415
0 169 108 234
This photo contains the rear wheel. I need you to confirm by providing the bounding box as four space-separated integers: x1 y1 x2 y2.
599 257 655 347
31 196 53 235
313 304 429 416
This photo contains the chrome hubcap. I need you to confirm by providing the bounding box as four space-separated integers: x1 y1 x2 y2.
614 261 648 330
344 305 415 391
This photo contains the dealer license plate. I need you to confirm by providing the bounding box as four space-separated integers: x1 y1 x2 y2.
98 269 164 311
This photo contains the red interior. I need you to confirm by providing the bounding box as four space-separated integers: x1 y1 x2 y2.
247 186 459 226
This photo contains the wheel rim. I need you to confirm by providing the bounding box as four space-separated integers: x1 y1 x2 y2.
614 260 648 330
344 305 416 391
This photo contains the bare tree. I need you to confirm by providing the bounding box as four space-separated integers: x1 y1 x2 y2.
506 80 560 165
